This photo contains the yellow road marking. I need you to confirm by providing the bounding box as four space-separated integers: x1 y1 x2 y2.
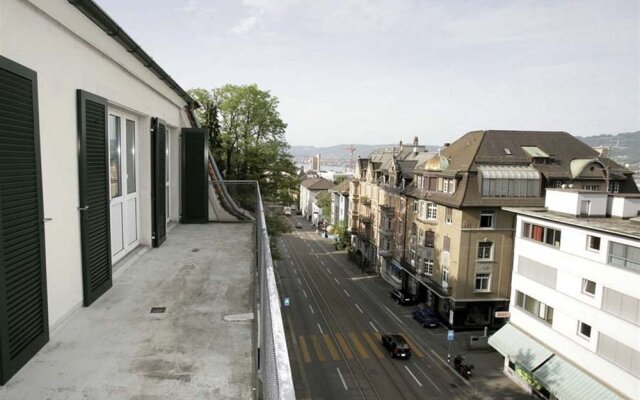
335 333 354 359
348 332 369 359
298 336 311 363
323 334 340 361
401 334 425 358
310 335 326 362
362 331 384 358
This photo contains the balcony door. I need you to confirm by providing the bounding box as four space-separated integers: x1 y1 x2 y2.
108 111 139 263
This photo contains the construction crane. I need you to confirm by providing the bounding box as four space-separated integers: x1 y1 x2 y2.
345 144 356 172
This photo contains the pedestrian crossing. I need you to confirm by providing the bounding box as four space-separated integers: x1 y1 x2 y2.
296 332 425 363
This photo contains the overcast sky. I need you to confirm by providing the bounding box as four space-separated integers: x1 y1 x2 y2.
95 0 639 147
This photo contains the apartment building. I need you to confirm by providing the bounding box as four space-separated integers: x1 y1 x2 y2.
330 179 350 226
490 189 639 399
299 177 334 220
349 138 433 277
369 130 637 330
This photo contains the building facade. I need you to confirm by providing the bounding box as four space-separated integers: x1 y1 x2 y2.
299 177 334 220
490 189 640 399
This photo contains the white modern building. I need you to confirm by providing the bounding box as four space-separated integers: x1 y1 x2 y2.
299 177 334 220
490 189 640 400
330 180 350 226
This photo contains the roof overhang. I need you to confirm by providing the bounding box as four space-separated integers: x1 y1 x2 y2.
488 323 552 371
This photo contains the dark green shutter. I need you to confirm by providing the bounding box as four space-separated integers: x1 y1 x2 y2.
77 90 112 306
0 56 49 384
151 118 167 247
180 128 208 223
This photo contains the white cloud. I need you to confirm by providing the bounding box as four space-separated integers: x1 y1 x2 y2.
230 15 260 34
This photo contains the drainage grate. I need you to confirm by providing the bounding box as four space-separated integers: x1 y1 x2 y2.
150 307 166 314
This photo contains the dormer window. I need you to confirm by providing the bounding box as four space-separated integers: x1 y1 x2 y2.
504 148 512 155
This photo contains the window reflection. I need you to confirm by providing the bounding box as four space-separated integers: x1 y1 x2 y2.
109 115 121 198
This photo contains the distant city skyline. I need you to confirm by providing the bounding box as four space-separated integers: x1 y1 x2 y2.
96 0 639 146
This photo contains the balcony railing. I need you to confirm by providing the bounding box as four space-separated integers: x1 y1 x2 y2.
377 249 392 258
379 204 394 214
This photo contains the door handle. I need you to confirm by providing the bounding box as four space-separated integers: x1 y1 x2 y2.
78 206 90 211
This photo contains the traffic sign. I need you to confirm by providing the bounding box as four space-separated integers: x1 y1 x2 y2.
284 297 290 307
495 311 511 318
447 330 455 341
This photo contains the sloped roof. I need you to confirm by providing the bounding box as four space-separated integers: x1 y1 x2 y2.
331 179 351 195
301 177 334 190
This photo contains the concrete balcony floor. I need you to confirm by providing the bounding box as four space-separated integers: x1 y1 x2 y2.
0 223 255 400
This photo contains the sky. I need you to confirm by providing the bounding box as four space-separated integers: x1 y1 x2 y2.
95 0 639 147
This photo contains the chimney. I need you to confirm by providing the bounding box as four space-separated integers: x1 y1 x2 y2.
399 140 403 151
413 136 419 153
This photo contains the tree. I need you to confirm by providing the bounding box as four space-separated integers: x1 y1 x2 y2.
189 84 299 204
315 192 332 220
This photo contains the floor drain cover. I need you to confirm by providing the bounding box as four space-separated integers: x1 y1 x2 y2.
150 307 166 314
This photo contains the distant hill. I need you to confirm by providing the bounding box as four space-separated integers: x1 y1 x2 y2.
579 130 640 168
290 143 441 160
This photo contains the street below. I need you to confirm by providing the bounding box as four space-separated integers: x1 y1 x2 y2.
275 217 529 400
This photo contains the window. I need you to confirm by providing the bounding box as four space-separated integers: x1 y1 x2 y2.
475 273 490 291
480 210 494 228
608 241 640 272
109 114 122 198
423 259 434 275
580 200 591 216
514 290 554 325
582 185 598 191
477 241 493 260
522 222 561 248
445 207 453 224
126 119 136 194
442 265 449 285
413 200 418 213
582 279 596 296
443 178 454 193
410 249 416 267
424 231 435 247
608 181 620 193
426 202 437 220
587 235 601 251
578 321 592 339
479 166 541 197
443 235 451 253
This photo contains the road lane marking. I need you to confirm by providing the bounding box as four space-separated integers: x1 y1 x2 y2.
309 305 315 314
355 304 364 314
404 366 423 387
343 289 350 297
297 278 302 285
336 367 348 390
302 290 308 298
401 335 424 358
413 363 443 393
320 260 325 266
335 333 354 359
362 331 384 358
298 336 311 363
326 268 332 274
310 335 326 362
334 277 340 285
349 276 377 281
293 269 298 275
383 305 403 323
368 321 379 333
317 323 324 335
348 333 369 359
323 334 340 361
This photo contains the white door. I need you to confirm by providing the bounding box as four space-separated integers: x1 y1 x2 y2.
108 111 140 263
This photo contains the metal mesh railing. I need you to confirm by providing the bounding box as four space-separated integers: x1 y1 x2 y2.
215 181 294 399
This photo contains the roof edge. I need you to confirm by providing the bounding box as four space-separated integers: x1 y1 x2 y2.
68 0 199 109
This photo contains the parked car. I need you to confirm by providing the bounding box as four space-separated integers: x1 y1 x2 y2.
381 333 412 359
413 308 439 328
390 289 418 305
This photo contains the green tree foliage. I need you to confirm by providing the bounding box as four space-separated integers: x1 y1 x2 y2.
315 192 332 219
264 214 291 260
333 220 349 250
189 84 299 204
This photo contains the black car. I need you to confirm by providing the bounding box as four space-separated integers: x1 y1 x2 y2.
381 334 412 359
413 308 439 328
390 289 417 305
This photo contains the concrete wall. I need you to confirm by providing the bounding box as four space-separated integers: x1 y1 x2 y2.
0 0 191 327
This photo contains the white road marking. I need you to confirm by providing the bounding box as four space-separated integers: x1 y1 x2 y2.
317 323 324 335
349 276 378 281
293 269 298 275
309 305 315 314
404 366 423 387
326 268 332 274
383 305 403 324
413 363 442 392
336 367 348 390
302 290 308 298
343 289 351 297
355 304 364 314
320 260 325 266
297 278 302 285
334 278 340 285
369 321 379 333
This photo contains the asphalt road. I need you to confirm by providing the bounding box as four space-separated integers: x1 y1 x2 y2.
274 218 528 400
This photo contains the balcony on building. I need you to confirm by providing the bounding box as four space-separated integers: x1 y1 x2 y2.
379 204 395 215
377 249 393 258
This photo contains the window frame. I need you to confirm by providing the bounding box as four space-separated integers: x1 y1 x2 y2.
477 241 494 261
426 202 437 220
522 222 561 248
581 278 596 296
474 272 491 292
480 210 495 228
586 235 601 251
578 321 592 340
423 259 434 275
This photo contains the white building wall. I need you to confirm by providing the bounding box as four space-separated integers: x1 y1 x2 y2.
512 215 640 398
1 0 191 328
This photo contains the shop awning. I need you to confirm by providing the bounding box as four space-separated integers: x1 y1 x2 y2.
488 324 552 371
534 356 623 400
